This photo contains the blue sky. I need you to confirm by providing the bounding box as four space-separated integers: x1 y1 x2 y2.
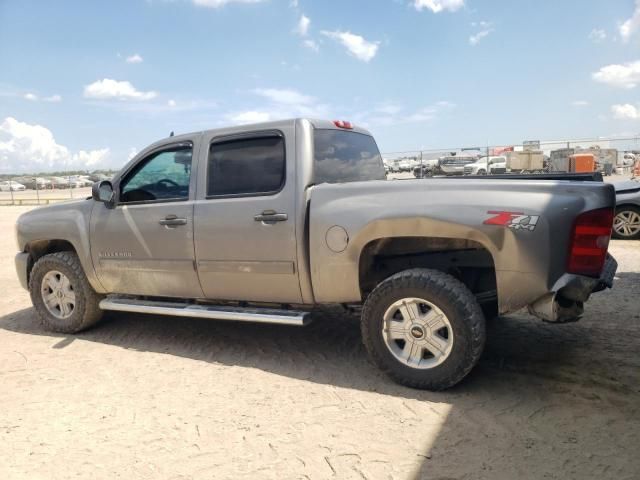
1 0 639 173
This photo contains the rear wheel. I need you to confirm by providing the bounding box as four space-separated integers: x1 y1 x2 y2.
29 251 104 333
361 268 486 390
612 206 640 240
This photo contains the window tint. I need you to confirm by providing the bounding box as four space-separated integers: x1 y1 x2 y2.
120 146 192 203
207 135 285 196
313 130 386 184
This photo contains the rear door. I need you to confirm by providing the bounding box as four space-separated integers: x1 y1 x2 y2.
193 126 302 303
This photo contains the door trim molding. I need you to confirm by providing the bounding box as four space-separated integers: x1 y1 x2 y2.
197 260 295 275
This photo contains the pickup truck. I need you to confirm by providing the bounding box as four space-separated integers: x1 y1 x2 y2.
14 118 617 390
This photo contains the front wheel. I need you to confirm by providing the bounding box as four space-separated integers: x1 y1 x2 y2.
29 251 104 333
361 269 486 390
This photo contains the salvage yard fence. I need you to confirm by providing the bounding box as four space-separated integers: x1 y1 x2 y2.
1 136 639 206
381 135 640 176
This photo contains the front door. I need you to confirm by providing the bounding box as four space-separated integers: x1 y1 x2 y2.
193 128 302 303
90 141 203 299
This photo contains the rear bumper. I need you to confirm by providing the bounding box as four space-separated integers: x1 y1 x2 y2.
528 254 617 323
15 252 29 290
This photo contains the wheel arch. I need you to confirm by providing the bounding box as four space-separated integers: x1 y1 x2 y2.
358 236 498 316
23 239 104 293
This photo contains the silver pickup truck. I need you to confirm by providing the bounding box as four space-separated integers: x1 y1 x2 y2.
14 118 617 390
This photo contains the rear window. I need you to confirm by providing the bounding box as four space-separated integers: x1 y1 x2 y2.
207 135 285 197
313 129 386 184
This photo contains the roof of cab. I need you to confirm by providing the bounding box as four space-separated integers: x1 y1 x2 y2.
148 118 373 150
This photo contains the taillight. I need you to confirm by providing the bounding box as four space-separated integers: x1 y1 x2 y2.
567 208 614 277
333 120 353 129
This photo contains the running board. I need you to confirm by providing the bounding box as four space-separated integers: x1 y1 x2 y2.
99 298 311 326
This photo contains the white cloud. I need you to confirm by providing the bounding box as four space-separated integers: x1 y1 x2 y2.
612 103 640 120
167 99 177 107
128 147 139 160
0 117 110 173
289 0 298 7
252 88 315 105
620 0 640 42
356 100 455 127
321 30 379 62
592 61 640 89
303 39 319 52
571 100 589 107
192 0 265 8
228 110 272 124
23 93 62 102
413 0 464 13
83 78 158 101
227 87 330 125
125 53 144 64
588 28 606 43
296 14 310 36
471 21 491 28
469 29 493 45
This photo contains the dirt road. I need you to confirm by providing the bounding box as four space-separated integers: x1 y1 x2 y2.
1 206 638 479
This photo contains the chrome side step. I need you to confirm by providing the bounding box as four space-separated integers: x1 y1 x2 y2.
99 297 311 326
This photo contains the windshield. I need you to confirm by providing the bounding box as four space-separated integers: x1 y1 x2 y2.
313 129 386 184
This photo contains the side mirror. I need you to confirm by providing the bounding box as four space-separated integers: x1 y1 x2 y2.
92 180 115 207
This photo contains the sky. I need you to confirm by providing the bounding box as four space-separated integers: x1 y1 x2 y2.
1 0 639 173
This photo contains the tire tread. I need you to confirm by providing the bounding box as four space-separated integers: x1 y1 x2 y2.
361 268 485 390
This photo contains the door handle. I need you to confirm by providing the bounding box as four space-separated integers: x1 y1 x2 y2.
159 214 187 227
254 210 288 223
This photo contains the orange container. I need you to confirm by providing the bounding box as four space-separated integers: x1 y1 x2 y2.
569 153 595 173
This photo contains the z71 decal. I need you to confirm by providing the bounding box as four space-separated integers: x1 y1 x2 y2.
484 211 540 231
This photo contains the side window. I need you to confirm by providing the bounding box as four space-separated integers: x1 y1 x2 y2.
120 146 192 203
207 135 285 196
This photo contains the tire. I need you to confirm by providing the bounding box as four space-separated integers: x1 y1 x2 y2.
477 169 486 175
612 206 640 240
29 251 104 333
361 268 486 390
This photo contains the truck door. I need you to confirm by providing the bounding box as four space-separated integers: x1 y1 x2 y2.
90 140 204 299
193 126 302 303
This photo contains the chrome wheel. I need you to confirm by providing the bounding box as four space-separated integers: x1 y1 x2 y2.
382 297 454 369
613 209 640 238
41 270 75 319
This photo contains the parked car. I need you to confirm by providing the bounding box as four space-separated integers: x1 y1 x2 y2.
398 159 412 172
613 179 640 240
48 177 70 189
49 176 83 189
88 173 112 182
435 155 478 175
69 175 93 187
15 118 617 391
0 180 26 191
463 156 507 175
13 176 52 190
413 159 439 178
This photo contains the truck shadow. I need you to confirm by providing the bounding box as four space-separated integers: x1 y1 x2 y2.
2 274 638 400
1 272 638 478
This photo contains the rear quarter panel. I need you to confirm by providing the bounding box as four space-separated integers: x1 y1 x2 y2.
308 178 615 313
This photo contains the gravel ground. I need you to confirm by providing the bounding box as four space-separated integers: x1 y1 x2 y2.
0 206 638 480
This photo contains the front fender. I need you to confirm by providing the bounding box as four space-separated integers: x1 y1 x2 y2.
16 200 105 293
